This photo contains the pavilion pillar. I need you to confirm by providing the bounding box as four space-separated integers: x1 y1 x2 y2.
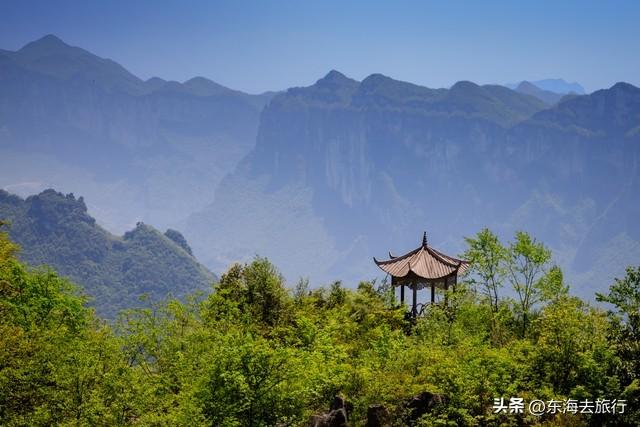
412 282 417 317
430 282 435 304
444 276 449 306
400 283 405 305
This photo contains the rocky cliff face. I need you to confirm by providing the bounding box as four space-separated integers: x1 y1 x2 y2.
502 83 640 294
186 71 640 295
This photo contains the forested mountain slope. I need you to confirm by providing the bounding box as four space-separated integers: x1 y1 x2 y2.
0 189 215 317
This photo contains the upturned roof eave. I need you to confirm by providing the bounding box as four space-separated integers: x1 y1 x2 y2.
374 240 470 280
373 246 422 266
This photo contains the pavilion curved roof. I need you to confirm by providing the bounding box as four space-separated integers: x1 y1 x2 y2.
374 233 469 281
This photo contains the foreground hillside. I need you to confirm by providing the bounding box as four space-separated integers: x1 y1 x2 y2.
0 189 215 317
0 224 638 426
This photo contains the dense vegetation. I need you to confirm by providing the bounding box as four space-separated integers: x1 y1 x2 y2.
1 223 639 426
0 189 215 318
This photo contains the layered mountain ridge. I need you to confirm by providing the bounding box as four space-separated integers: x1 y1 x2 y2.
1 35 638 299
0 34 273 232
185 71 640 297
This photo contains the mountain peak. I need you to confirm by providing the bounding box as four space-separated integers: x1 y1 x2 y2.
146 76 166 84
185 76 214 84
505 79 586 95
316 70 358 88
610 81 638 92
516 81 539 91
12 34 145 94
170 76 239 96
531 78 585 95
450 80 482 93
514 80 564 105
144 76 167 91
30 34 66 46
322 69 350 81
361 73 393 85
183 76 228 94
19 34 73 54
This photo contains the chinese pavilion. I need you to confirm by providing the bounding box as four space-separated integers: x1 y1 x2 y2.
374 232 469 317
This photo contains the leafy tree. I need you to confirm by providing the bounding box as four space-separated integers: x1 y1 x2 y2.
0 220 18 266
596 266 640 385
463 228 507 313
596 266 640 425
532 295 613 395
293 277 310 304
422 283 472 346
328 280 348 308
197 335 300 427
536 265 569 303
0 254 136 425
213 257 293 328
506 231 552 337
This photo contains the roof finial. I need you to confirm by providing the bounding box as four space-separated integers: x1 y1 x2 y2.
422 231 427 247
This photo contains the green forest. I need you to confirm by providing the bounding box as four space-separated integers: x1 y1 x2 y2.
0 190 216 318
1 222 639 426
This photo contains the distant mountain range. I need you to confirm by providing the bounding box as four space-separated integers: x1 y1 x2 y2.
0 189 215 317
511 81 564 105
0 34 273 233
185 72 640 298
506 78 586 95
1 35 638 301
503 79 586 106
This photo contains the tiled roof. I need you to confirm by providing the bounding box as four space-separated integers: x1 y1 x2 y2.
374 233 469 281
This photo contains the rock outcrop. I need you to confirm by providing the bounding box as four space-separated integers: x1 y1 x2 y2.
308 395 352 427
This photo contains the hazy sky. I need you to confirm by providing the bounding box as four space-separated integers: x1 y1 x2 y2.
1 0 638 93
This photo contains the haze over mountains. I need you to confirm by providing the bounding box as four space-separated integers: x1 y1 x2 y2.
506 78 586 95
0 34 272 232
1 35 638 300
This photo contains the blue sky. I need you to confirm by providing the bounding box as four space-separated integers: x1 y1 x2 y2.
1 0 638 93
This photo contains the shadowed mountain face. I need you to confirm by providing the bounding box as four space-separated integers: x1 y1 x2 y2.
0 189 215 318
0 35 273 232
185 72 640 297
